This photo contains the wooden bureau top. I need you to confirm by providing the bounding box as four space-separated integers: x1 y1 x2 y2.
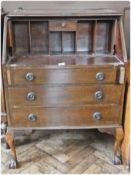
7 9 122 17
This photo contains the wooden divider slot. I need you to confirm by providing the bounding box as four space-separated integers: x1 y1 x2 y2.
92 20 97 53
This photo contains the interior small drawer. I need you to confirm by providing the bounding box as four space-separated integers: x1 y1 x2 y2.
8 85 124 107
6 67 118 85
9 105 121 128
49 20 77 31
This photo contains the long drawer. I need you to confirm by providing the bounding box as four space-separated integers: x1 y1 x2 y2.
9 105 121 127
6 67 118 85
8 85 124 107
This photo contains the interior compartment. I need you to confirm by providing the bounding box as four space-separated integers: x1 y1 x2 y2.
30 21 48 54
95 21 113 53
63 32 75 54
13 21 29 55
50 32 62 54
77 21 93 53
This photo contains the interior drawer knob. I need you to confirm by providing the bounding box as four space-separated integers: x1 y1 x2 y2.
27 92 36 101
96 72 104 81
95 91 104 100
28 113 37 121
26 72 35 81
93 112 102 120
62 22 66 27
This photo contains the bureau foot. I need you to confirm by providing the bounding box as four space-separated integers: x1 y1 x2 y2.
114 127 124 165
5 132 18 169
9 159 17 169
114 155 122 165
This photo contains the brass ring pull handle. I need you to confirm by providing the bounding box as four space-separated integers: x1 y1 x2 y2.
95 91 104 100
28 113 37 121
26 92 36 101
93 112 102 120
26 72 35 81
96 72 104 81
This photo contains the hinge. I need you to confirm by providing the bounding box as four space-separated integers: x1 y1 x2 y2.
119 67 125 84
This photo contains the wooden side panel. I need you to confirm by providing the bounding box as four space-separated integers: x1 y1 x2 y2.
115 19 123 60
30 21 48 54
13 21 29 55
7 20 13 48
8 85 124 107
9 105 121 127
121 61 130 166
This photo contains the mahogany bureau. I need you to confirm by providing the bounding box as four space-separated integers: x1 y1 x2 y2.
2 9 127 168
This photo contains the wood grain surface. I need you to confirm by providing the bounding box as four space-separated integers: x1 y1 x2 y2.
9 105 121 127
7 66 118 85
8 85 124 107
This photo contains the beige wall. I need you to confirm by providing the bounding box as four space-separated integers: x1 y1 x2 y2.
2 1 130 57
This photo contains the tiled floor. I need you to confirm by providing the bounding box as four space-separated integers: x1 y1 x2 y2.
1 129 129 174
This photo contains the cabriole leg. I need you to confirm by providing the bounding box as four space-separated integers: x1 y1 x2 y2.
114 127 124 165
5 131 18 169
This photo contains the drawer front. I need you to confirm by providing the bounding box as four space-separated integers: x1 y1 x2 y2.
49 20 77 31
7 67 118 85
8 85 123 107
9 105 121 127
